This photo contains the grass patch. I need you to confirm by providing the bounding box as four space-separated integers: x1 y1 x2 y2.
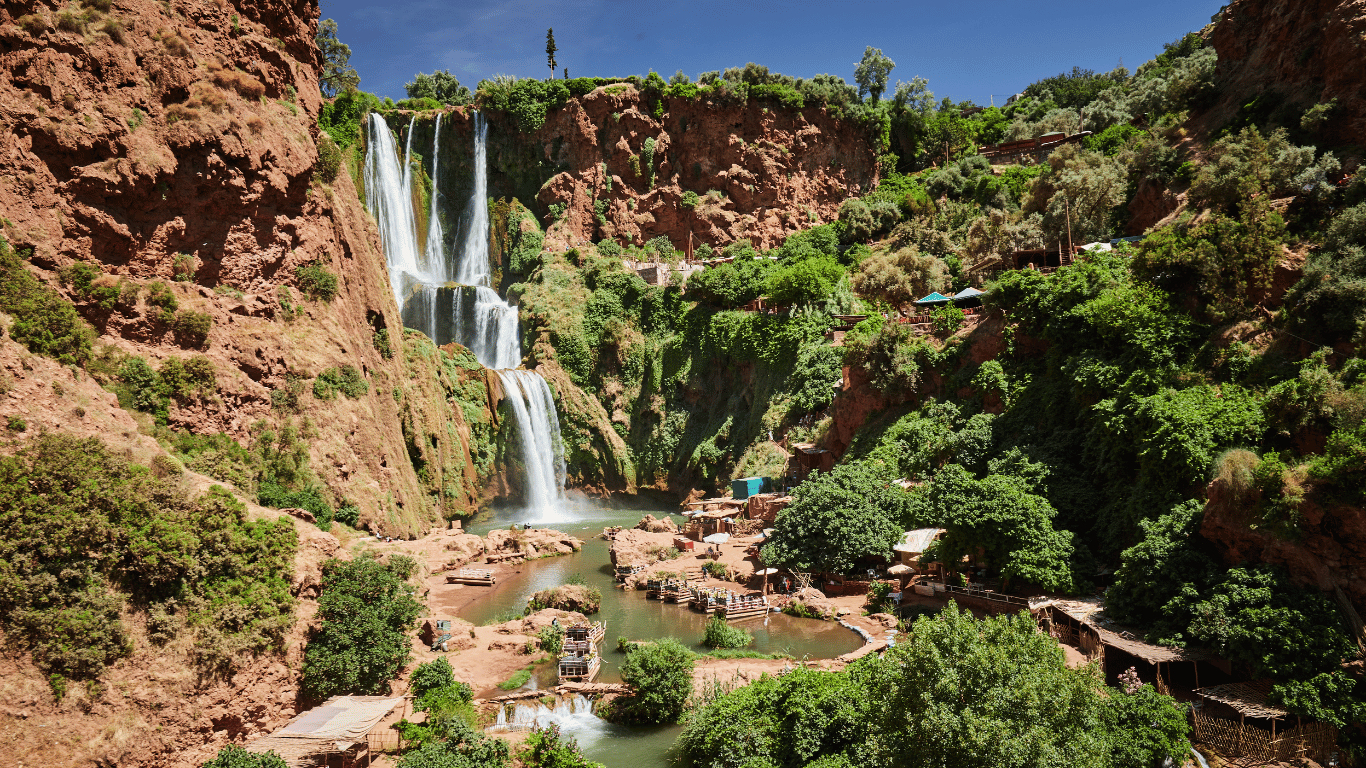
497 667 533 690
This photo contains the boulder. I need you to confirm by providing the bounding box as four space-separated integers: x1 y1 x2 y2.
634 514 678 533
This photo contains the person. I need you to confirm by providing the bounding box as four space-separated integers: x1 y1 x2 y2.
782 576 790 594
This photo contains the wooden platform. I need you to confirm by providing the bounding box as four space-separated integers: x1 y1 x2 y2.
447 568 496 586
564 621 606 645
719 595 769 621
689 587 732 614
558 654 601 684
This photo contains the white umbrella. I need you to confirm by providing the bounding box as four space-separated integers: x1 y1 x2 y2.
702 532 730 544
755 568 779 595
888 564 912 576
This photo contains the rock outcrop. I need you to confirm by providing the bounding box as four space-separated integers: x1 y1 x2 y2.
1209 0 1366 146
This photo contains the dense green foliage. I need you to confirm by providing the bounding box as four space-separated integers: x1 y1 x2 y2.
764 461 907 575
678 605 1189 768
200 745 288 768
296 261 340 301
701 615 753 649
301 556 423 700
0 434 296 679
0 235 94 365
617 637 694 723
315 19 360 97
518 725 604 768
405 70 472 105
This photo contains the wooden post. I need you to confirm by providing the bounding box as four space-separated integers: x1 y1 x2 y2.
1064 196 1073 260
1193 660 1199 689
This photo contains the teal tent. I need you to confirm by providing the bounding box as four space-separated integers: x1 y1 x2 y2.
914 292 953 306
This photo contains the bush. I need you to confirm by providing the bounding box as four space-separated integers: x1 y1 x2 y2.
146 281 179 321
296 261 339 301
314 134 342 184
6 415 27 432
172 310 212 347
617 637 694 723
0 436 296 680
0 236 94 365
314 365 368 400
702 616 753 649
301 557 422 700
538 625 563 654
200 745 288 768
931 304 965 334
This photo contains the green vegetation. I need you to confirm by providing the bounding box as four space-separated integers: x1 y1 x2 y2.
313 365 368 400
617 637 694 723
497 667 533 690
701 616 753 649
679 605 1188 768
301 556 422 700
296 261 340 301
0 235 94 365
404 70 472 106
315 19 359 97
0 434 296 679
519 725 604 768
200 745 288 768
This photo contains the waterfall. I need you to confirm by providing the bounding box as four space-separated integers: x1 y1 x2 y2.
495 370 567 521
489 696 607 746
364 113 424 312
364 109 567 521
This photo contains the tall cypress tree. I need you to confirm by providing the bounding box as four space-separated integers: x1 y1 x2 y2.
546 28 558 79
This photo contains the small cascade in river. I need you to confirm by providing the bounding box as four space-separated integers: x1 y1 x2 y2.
365 110 567 521
491 695 607 745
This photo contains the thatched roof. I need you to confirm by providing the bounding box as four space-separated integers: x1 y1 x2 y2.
1196 680 1289 720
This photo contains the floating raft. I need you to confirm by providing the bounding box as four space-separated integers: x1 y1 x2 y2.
663 582 692 603
447 568 496 586
689 587 733 614
615 564 645 583
564 621 606 646
645 578 687 600
719 594 770 621
558 653 601 684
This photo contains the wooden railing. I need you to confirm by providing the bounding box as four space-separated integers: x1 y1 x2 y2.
942 584 1031 607
1192 710 1338 765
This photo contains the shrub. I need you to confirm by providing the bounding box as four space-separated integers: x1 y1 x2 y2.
314 365 367 400
681 190 699 209
296 261 339 301
200 745 288 768
146 281 179 321
7 415 27 432
931 304 965 334
0 436 296 680
702 616 753 649
301 557 422 700
314 135 341 185
172 310 212 347
372 328 393 359
18 14 51 35
0 236 94 365
100 18 124 44
538 625 563 654
159 356 217 399
617 637 694 723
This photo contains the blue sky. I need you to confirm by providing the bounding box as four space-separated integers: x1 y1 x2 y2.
322 0 1229 105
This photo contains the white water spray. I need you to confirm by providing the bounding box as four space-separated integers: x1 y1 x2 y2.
365 110 567 520
491 696 609 747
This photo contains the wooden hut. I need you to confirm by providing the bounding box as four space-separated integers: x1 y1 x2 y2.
1192 680 1339 764
719 594 769 621
558 652 601 684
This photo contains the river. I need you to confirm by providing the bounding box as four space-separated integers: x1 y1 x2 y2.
460 503 865 768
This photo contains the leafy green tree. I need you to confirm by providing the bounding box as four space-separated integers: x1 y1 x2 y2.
922 464 1076 592
677 667 870 768
701 615 753 649
1104 499 1223 642
396 717 510 768
617 637 694 723
200 745 288 768
315 19 360 98
864 604 1112 768
764 255 844 306
301 557 423 700
854 46 894 104
1104 680 1192 768
1285 201 1366 342
765 461 907 575
545 28 557 78
852 246 949 308
405 71 472 105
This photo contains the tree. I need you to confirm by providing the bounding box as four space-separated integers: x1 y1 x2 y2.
617 638 694 723
854 46 894 104
301 557 423 700
316 19 360 98
764 255 845 306
922 464 1076 592
200 745 288 768
864 604 1113 768
545 28 557 79
405 71 471 105
852 246 949 308
764 461 907 575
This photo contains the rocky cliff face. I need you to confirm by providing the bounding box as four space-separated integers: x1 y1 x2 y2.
388 87 880 267
1209 0 1366 145
0 0 497 534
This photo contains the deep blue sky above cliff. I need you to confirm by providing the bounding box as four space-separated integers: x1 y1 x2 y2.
322 0 1229 104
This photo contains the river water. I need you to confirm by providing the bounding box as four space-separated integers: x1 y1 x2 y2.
461 504 864 768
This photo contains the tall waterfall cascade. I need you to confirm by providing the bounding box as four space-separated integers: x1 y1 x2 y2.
364 111 566 521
